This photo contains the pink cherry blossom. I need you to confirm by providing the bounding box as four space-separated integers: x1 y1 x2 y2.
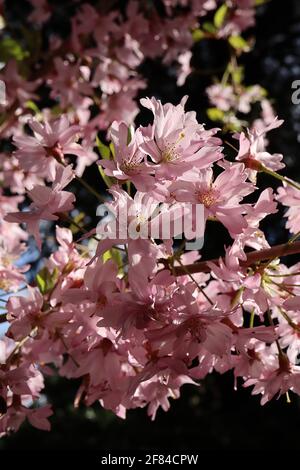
170 163 254 236
277 183 300 235
99 121 154 191
1 0 300 439
235 118 284 177
13 116 85 181
5 165 75 249
139 96 223 179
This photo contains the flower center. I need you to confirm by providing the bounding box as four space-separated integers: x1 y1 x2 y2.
0 279 11 291
197 189 218 208
97 294 107 309
120 160 140 174
45 142 64 162
161 146 180 163
161 132 185 163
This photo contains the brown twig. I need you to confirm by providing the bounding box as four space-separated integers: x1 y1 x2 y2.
172 241 300 276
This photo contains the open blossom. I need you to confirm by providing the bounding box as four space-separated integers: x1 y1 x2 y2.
128 359 196 420
93 58 131 95
99 267 176 336
13 116 86 181
0 336 52 436
99 121 154 191
0 60 38 114
177 50 192 86
0 152 43 194
244 354 300 405
99 88 144 129
235 118 284 178
62 257 119 317
234 188 278 252
0 405 53 436
6 287 44 339
207 83 265 114
207 84 236 111
278 316 300 363
170 163 255 236
96 186 190 257
276 183 300 235
5 166 75 249
48 58 93 110
0 192 28 292
139 96 223 179
217 0 256 38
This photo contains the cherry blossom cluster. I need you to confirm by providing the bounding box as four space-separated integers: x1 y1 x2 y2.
1 93 300 435
0 0 258 144
1 0 300 437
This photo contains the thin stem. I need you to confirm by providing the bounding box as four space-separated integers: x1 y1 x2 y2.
274 283 300 288
286 392 292 404
268 271 300 278
249 309 255 328
0 285 28 305
75 175 105 202
65 215 126 255
59 334 80 368
63 214 101 244
176 258 214 306
288 231 300 245
5 327 38 364
262 166 300 192
266 311 283 358
278 308 300 333
269 279 296 297
225 140 239 152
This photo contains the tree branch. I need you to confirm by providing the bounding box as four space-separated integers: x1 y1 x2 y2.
173 241 300 276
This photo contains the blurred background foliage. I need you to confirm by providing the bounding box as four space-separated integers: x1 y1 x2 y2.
1 0 300 450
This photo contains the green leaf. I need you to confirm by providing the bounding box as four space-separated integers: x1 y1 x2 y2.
36 271 46 294
25 100 40 115
260 87 267 97
126 180 132 195
20 27 42 61
202 22 217 34
207 107 225 122
69 212 85 235
228 35 250 52
36 267 60 295
98 164 115 188
102 248 123 274
96 136 111 159
226 121 243 132
51 104 63 117
0 38 29 62
109 142 115 158
127 126 133 145
192 28 205 42
214 4 228 29
231 66 244 85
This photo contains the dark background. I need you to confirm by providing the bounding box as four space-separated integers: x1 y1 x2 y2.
1 0 300 451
